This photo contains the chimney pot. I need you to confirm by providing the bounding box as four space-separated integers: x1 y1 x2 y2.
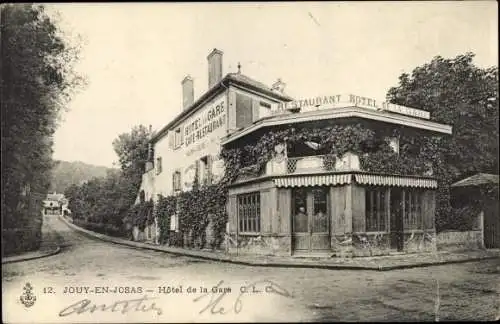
207 48 223 89
182 75 194 110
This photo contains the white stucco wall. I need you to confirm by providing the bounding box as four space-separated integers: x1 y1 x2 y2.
153 91 228 197
143 84 286 200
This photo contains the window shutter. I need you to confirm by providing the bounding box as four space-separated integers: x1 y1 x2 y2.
236 93 253 128
168 132 174 149
180 126 184 145
195 160 201 185
207 155 213 185
172 173 176 192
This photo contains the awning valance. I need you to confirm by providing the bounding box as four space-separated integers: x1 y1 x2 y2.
274 174 352 188
354 174 437 188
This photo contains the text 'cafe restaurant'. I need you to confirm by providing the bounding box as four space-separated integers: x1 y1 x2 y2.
222 93 452 257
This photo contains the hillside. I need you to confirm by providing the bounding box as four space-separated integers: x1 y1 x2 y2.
50 160 119 194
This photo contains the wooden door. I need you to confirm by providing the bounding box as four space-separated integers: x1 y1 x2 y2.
292 187 330 252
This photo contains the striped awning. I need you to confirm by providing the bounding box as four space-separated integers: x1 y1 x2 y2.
274 174 352 188
354 174 437 188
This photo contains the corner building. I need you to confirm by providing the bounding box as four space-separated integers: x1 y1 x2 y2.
139 48 453 257
221 94 452 257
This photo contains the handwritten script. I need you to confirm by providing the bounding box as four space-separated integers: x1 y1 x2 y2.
193 279 293 315
59 295 163 317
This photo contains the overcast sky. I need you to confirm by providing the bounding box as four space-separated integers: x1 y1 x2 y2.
45 2 498 168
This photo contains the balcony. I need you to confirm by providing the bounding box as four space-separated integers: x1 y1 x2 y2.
266 153 360 176
286 155 331 174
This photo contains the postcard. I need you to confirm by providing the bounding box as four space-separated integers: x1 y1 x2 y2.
2 1 499 323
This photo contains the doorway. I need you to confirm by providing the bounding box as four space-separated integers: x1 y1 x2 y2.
390 188 404 251
292 187 330 253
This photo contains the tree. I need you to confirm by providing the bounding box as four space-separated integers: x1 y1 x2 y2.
112 125 151 192
1 4 83 254
64 125 151 237
386 52 499 230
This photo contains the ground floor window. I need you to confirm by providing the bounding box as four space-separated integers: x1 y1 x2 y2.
238 192 261 233
365 187 387 232
404 189 422 229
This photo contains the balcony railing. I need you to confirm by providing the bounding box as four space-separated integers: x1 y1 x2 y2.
286 155 334 174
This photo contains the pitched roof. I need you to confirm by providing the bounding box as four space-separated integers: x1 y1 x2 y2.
451 173 499 187
226 73 294 101
150 73 294 144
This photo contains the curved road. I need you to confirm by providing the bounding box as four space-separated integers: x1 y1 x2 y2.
3 215 500 322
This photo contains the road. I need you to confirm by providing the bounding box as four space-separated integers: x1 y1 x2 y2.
3 215 500 322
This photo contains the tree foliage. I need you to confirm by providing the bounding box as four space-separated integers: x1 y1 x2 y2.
112 125 151 192
1 4 82 253
386 52 499 230
64 125 150 237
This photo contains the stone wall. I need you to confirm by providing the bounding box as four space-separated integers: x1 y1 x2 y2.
352 233 391 257
332 231 438 257
403 230 437 253
436 230 483 251
226 234 291 256
331 233 354 257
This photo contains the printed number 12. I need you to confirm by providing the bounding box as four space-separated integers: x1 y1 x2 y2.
43 287 54 294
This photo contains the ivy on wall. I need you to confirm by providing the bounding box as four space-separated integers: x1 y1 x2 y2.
154 195 177 244
222 124 437 177
128 199 154 231
148 123 454 250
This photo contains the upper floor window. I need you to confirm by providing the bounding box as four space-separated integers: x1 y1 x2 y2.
174 127 183 149
172 170 182 192
156 157 162 175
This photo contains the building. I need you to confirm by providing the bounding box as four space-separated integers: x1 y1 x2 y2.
450 173 499 249
43 192 69 216
221 94 452 257
138 49 453 257
136 48 293 243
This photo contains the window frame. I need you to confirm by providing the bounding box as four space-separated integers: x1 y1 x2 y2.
172 170 182 193
174 127 183 149
237 191 261 234
365 186 388 232
403 188 422 230
156 157 162 175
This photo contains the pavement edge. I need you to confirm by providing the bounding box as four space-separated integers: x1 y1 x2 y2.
58 215 500 271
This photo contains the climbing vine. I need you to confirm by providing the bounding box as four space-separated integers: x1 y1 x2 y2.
128 199 154 231
155 195 177 244
222 124 437 179
151 123 452 249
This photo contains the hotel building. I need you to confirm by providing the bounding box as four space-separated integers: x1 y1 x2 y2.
138 49 453 257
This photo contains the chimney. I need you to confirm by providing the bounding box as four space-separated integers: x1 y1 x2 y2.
207 48 223 89
182 75 194 110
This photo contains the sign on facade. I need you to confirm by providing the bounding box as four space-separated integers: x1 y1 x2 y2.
276 93 430 119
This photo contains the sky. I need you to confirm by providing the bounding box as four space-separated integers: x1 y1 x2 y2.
45 1 498 168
